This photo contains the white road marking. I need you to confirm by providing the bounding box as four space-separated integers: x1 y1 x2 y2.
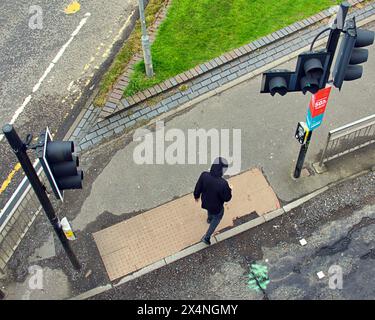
52 37 75 64
67 80 75 91
0 13 91 143
10 95 32 125
32 62 55 92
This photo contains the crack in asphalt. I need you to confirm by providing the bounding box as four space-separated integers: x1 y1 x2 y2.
285 217 375 274
269 214 375 286
360 248 375 260
315 217 375 257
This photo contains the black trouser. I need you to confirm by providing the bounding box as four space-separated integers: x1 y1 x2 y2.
204 208 224 240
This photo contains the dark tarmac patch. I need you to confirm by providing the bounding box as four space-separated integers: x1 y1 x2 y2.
315 217 375 257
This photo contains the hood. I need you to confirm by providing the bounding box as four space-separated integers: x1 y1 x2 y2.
210 157 229 178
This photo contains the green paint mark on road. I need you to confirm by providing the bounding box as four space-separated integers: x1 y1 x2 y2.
248 264 270 292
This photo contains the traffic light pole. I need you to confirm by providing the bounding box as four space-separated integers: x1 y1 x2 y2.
293 3 349 179
294 131 313 179
2 124 81 271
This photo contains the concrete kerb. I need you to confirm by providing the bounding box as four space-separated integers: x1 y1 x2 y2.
264 208 285 222
69 167 372 300
69 284 113 300
214 216 266 242
164 237 218 265
114 259 167 287
326 169 372 189
283 186 329 213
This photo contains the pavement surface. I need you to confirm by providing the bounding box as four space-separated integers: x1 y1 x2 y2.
0 0 138 208
94 168 279 281
0 14 374 300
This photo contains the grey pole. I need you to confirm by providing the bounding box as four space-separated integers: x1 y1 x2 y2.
138 0 154 77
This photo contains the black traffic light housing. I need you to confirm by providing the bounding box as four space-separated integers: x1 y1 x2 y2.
333 18 375 89
261 70 294 96
294 51 331 94
37 127 83 201
261 51 331 96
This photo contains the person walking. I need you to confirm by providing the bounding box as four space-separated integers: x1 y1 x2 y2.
194 157 233 245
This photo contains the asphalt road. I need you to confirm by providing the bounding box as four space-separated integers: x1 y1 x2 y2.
0 0 138 207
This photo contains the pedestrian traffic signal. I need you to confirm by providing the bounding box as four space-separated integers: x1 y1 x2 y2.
37 128 83 201
295 122 309 145
261 51 331 96
333 18 375 90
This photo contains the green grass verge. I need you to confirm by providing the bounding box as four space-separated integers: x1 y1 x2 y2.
94 0 165 107
124 0 340 97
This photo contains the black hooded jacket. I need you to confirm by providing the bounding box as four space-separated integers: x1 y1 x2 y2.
194 159 232 215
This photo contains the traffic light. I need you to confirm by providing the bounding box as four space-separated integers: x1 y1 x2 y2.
333 18 375 90
261 70 294 96
261 51 331 96
294 51 331 95
37 127 83 201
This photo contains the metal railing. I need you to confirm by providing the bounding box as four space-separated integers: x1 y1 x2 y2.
0 161 45 275
319 114 375 167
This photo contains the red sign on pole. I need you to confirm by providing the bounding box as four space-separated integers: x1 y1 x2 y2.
309 86 332 118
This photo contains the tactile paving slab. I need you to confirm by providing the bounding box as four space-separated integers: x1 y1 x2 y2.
93 168 280 281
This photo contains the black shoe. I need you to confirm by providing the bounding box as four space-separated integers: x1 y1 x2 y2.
207 218 212 224
201 237 211 245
